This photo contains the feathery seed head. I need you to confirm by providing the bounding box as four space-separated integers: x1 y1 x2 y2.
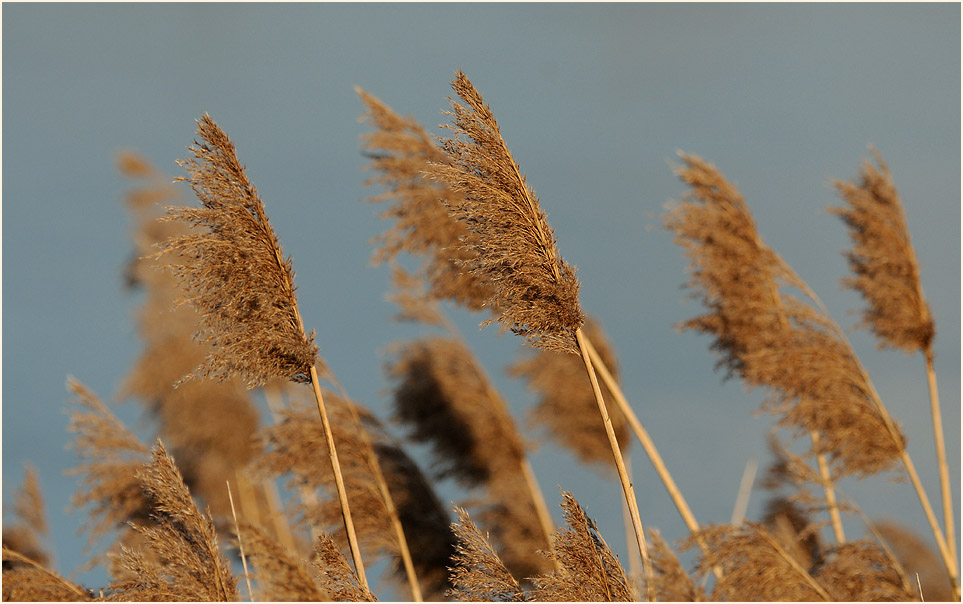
831 148 935 355
426 71 585 353
160 114 319 388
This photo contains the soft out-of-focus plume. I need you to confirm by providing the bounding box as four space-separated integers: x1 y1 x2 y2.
831 148 934 354
388 336 552 578
357 88 493 313
684 523 830 601
647 529 705 602
876 521 954 602
446 507 526 602
159 114 319 388
424 71 585 354
256 391 454 599
510 316 629 470
66 378 152 551
761 497 823 571
311 534 377 602
530 492 632 602
107 440 239 602
2 466 50 569
815 540 913 601
664 153 904 478
240 521 330 601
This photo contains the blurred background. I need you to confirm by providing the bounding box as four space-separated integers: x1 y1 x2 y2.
3 3 960 597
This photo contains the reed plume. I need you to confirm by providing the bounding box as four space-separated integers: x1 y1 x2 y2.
876 520 955 602
107 440 239 602
388 336 553 579
815 540 914 601
311 534 377 602
425 71 584 353
665 152 958 596
65 377 152 554
686 523 831 601
647 529 705 602
447 507 527 602
424 69 649 573
831 148 956 576
530 492 633 602
830 148 935 354
239 521 330 601
160 114 367 587
161 115 318 387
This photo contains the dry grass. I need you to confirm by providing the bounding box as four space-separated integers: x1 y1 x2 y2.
7 72 957 603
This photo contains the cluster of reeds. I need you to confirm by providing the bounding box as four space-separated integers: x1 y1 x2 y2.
2 71 957 602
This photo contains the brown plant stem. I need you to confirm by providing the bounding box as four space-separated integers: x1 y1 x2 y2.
925 350 955 571
574 327 651 585
327 375 424 601
811 431 845 544
308 365 368 591
227 482 254 602
851 352 959 599
583 335 728 583
518 456 561 572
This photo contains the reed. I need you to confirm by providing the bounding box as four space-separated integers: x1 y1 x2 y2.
423 70 650 576
831 147 956 574
158 114 368 589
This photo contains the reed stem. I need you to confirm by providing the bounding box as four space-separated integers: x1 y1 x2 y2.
308 365 368 590
226 481 254 602
925 350 956 571
574 327 651 585
518 456 561 572
811 431 845 544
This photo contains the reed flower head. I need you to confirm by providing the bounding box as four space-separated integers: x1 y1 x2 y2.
388 336 550 578
531 492 632 602
239 521 330 601
108 440 239 602
160 114 319 388
831 148 935 355
425 71 585 353
664 153 905 478
447 507 526 602
685 522 829 601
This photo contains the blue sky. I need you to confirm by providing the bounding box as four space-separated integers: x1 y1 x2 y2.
3 2 960 594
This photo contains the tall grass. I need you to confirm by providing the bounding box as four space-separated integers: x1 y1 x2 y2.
2 73 957 602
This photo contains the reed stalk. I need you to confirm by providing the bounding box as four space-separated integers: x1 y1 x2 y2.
574 327 652 584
